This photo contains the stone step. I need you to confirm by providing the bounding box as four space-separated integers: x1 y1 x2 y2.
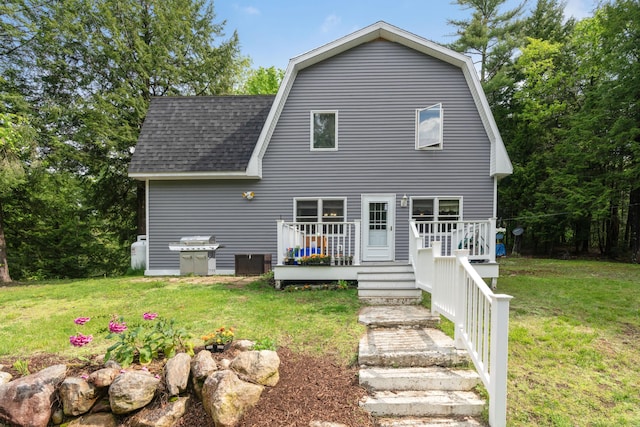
359 306 440 329
375 416 484 426
358 289 423 305
359 328 469 368
359 367 481 392
360 390 484 418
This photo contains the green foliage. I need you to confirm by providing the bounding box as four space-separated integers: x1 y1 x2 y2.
237 66 284 95
252 337 277 351
12 359 30 376
105 315 194 367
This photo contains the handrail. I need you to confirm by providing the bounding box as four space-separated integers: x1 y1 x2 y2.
410 220 511 427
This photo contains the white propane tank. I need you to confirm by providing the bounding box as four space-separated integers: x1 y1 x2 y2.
131 235 147 270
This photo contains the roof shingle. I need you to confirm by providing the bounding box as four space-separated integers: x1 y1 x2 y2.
128 95 275 174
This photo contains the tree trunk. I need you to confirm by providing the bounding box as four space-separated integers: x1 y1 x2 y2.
0 201 12 283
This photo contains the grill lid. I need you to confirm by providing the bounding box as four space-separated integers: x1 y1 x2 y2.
169 235 219 251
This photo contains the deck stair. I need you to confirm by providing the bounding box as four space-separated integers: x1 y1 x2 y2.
357 263 422 305
358 305 486 426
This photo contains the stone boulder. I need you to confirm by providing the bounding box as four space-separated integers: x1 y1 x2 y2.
0 364 66 427
0 372 12 386
164 352 191 396
108 370 159 415
88 367 120 388
67 412 118 427
191 350 217 380
129 396 189 427
59 377 100 416
230 350 280 386
202 370 264 427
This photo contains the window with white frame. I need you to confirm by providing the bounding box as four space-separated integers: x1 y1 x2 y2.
311 111 337 150
295 198 345 234
411 197 461 221
415 103 443 150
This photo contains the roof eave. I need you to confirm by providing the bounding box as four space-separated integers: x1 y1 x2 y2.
129 171 259 181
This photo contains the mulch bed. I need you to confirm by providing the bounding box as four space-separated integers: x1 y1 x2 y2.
0 347 375 427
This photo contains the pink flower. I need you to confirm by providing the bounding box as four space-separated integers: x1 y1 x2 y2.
74 317 91 325
142 312 158 321
69 333 93 347
108 320 127 333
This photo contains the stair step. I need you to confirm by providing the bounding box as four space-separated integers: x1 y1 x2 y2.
360 390 484 417
359 367 481 392
359 306 440 328
375 416 484 426
358 271 416 282
359 328 469 368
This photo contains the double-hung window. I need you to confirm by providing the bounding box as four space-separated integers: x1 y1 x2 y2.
416 103 443 150
295 198 345 234
411 197 461 222
311 111 338 151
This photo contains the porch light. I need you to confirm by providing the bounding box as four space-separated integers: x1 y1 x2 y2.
401 194 408 208
242 191 255 200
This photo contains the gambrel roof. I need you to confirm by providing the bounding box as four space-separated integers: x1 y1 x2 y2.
129 95 274 178
129 21 512 180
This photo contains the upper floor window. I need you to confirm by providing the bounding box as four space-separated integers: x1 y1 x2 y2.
416 103 443 150
311 111 338 151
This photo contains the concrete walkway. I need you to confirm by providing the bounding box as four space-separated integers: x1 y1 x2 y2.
358 305 486 427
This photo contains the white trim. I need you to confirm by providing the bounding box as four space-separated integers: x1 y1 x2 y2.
145 179 150 269
310 110 338 151
130 171 259 180
247 21 512 180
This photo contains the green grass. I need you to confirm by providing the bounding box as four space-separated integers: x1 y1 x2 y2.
1 260 639 425
498 258 640 426
0 275 365 364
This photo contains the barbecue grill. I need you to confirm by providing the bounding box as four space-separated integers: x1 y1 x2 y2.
168 236 220 275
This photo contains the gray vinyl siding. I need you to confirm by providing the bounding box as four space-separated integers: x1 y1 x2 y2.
148 40 495 271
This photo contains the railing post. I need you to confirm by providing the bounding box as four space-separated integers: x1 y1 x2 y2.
489 293 513 427
489 218 497 263
353 219 361 265
453 249 469 349
276 220 285 265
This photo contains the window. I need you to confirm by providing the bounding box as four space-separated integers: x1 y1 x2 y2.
295 198 346 233
416 103 443 150
411 197 461 221
311 111 337 150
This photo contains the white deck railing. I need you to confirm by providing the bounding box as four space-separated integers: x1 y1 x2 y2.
411 221 511 427
414 219 496 262
276 220 361 266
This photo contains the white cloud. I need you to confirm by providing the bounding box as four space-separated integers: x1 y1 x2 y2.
321 14 341 33
242 6 260 15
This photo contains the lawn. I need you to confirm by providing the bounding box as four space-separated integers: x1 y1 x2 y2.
1 260 639 426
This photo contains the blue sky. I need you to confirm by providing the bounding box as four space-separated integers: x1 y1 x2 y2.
215 0 598 70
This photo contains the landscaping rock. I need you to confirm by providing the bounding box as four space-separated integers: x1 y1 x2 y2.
231 339 255 351
191 350 217 380
0 372 11 386
108 370 159 414
59 377 100 416
165 352 191 396
88 367 120 388
0 364 66 427
129 396 189 427
202 370 264 427
231 350 280 386
67 412 118 427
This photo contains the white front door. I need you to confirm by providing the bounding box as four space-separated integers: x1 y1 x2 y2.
362 194 395 261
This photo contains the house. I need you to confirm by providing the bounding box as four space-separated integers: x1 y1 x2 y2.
128 21 513 296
